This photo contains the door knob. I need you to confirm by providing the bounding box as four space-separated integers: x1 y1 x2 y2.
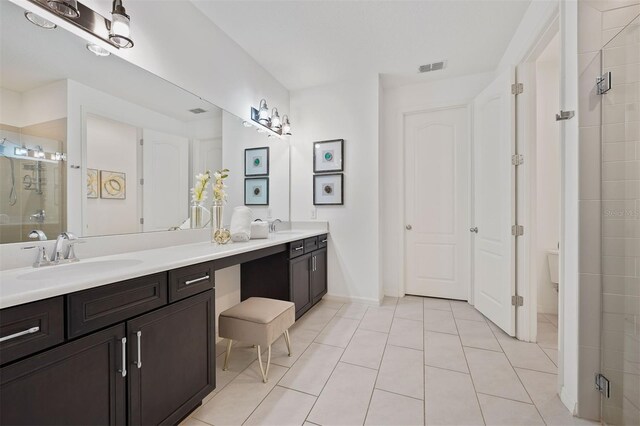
406 225 412 230
470 227 478 233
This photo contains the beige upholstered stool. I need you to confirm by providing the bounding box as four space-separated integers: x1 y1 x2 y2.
219 297 295 382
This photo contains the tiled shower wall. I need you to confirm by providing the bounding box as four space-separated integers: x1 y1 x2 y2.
578 0 640 422
601 15 640 425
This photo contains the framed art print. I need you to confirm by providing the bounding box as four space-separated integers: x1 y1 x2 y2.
87 168 99 199
99 170 126 199
313 174 343 205
245 147 269 176
314 139 344 173
245 177 269 205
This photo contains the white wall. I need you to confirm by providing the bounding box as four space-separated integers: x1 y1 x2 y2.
85 114 138 236
222 111 290 224
380 72 494 297
0 81 67 128
535 56 561 315
290 75 380 304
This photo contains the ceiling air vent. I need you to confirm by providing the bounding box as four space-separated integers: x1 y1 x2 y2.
189 108 207 114
418 61 446 73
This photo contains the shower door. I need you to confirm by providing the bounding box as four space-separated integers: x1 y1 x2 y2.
600 15 640 425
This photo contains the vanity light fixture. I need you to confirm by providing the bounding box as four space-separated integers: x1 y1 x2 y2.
46 0 79 18
109 0 133 48
243 121 253 128
257 99 270 126
86 43 111 56
270 108 282 133
24 11 57 29
282 115 291 136
249 100 291 138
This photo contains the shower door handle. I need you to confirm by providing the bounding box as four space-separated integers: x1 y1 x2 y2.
470 227 478 233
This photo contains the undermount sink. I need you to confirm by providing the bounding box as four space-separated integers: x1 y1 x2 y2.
17 259 143 281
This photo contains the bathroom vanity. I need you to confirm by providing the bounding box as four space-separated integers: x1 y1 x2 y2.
0 230 327 425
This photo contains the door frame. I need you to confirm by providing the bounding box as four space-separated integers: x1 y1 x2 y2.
514 16 560 344
399 103 474 302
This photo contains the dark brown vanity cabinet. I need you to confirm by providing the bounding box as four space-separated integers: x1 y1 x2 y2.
0 264 216 426
240 234 328 319
310 247 327 304
0 324 127 425
290 253 313 317
289 236 328 318
128 290 214 425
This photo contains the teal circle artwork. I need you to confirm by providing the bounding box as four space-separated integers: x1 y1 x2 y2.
324 151 333 162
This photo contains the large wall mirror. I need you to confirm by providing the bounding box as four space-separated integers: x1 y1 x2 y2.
0 0 290 244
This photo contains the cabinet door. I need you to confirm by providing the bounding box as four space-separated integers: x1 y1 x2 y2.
290 253 312 318
0 324 126 425
128 290 214 426
311 248 327 304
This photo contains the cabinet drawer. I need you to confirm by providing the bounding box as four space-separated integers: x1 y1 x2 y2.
67 273 168 339
304 237 318 253
318 234 328 248
0 297 64 365
168 261 214 302
289 240 305 259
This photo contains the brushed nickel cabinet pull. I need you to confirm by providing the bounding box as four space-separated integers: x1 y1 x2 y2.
0 326 39 343
185 275 209 286
134 331 142 368
120 337 127 377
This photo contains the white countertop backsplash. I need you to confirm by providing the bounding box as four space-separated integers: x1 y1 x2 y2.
0 221 328 309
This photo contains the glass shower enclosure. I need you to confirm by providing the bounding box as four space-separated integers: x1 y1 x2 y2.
600 15 640 425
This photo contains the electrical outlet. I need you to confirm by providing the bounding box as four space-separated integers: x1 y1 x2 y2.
311 208 317 219
267 208 272 219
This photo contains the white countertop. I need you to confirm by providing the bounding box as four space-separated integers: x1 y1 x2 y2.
0 229 327 310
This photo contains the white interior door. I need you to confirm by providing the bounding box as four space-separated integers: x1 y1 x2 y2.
404 106 470 300
472 67 517 335
142 129 189 231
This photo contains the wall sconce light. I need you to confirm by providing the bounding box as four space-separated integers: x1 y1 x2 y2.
250 100 291 138
257 99 270 126
282 115 291 136
25 0 134 50
46 0 79 18
270 108 282 133
86 43 111 56
109 0 133 48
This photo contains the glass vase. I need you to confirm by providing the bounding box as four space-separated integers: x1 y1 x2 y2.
211 200 230 244
190 201 204 228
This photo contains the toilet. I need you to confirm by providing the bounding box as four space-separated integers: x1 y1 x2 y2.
547 249 559 291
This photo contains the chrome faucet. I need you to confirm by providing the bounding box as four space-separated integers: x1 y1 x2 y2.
270 219 282 232
52 232 79 262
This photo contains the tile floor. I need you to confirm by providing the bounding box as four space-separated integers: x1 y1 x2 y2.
182 297 598 426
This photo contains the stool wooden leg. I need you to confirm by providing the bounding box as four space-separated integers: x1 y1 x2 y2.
223 339 233 371
283 329 292 357
256 345 271 383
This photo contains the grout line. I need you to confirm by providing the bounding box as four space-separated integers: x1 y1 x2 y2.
423 363 469 375
485 320 547 425
371 387 425 403
273 384 320 398
455 303 487 426
242 304 343 425
338 359 379 371
302 301 366 424
475 391 538 406
363 299 397 425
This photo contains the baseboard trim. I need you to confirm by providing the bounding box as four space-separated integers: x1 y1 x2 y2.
323 293 382 306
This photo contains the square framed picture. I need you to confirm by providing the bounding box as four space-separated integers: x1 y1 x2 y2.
245 177 269 205
314 139 344 173
245 147 269 176
99 170 126 199
314 174 343 205
87 168 99 199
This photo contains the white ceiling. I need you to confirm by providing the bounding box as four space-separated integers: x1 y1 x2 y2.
193 0 533 90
